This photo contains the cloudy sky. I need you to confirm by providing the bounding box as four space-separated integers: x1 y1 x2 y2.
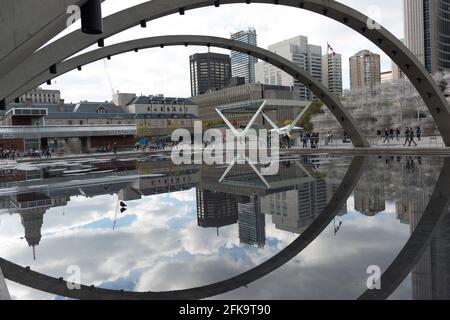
1 190 412 300
44 0 403 103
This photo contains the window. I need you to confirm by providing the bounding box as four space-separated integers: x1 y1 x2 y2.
96 105 108 114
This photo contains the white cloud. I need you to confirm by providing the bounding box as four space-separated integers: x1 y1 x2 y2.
45 0 403 103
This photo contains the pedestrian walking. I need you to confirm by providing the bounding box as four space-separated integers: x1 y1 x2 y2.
416 126 422 141
409 127 417 147
383 128 390 143
396 128 401 141
404 127 410 146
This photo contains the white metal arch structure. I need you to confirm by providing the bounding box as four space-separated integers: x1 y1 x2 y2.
0 0 450 145
7 35 369 147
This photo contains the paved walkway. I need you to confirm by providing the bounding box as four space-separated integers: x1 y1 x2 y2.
1 138 450 166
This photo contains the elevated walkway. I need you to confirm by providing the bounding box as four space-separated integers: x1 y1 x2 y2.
0 124 136 139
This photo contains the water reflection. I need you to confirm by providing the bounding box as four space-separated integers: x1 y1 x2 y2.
0 154 449 300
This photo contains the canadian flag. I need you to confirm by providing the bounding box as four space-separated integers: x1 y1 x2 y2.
327 42 337 57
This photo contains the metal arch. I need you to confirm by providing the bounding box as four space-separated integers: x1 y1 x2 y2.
0 0 450 145
0 0 89 77
6 35 369 147
358 157 450 300
0 156 367 300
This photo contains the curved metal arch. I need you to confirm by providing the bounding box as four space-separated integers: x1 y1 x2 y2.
1 0 450 145
358 157 450 300
7 35 369 147
0 156 367 300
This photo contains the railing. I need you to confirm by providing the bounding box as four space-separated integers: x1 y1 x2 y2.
0 124 137 139
10 198 53 210
291 135 446 149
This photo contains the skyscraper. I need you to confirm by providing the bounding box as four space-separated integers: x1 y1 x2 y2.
322 52 343 96
238 194 266 247
196 188 238 228
349 50 381 90
190 52 232 96
255 35 322 100
230 28 258 84
404 0 450 73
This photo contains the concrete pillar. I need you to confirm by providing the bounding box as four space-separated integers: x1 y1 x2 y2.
0 266 11 300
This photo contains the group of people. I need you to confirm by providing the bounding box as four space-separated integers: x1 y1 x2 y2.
0 146 57 160
301 132 320 149
280 134 292 149
96 142 118 154
377 127 422 146
0 147 19 160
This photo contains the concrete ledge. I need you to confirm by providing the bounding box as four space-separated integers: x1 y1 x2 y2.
282 148 450 156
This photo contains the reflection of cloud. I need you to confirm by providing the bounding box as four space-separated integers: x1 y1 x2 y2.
2 188 412 300
133 212 411 300
169 190 196 203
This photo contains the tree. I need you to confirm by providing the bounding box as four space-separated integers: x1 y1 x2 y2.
300 100 324 132
284 119 293 126
137 123 151 138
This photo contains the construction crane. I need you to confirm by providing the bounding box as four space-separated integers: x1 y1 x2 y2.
103 59 115 95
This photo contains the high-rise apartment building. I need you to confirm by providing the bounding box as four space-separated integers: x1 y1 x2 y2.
190 52 232 96
404 0 450 73
230 28 258 84
255 35 322 100
322 53 343 96
349 50 381 90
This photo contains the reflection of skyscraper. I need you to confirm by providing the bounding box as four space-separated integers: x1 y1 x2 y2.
354 169 385 216
196 188 238 228
238 194 265 247
13 192 52 260
397 158 450 300
262 177 332 234
20 209 45 261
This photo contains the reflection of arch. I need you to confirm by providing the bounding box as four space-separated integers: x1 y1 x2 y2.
358 158 450 300
1 0 450 145
0 157 367 300
9 35 368 147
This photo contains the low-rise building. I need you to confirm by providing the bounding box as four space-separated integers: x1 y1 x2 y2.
0 92 199 153
190 83 309 128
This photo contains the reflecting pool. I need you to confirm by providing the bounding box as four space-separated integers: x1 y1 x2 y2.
0 154 449 300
